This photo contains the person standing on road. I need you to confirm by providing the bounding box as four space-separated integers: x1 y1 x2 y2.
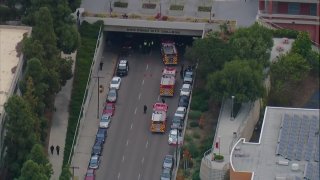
143 105 147 114
56 145 60 155
50 145 54 155
162 98 165 103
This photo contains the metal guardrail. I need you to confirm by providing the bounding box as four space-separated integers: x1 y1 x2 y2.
67 25 103 164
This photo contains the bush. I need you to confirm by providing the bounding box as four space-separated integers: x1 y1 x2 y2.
192 169 201 180
142 3 156 9
214 154 224 161
187 142 200 158
184 134 192 143
170 5 184 11
272 29 299 38
198 6 211 12
114 2 128 8
199 135 214 153
188 110 202 120
189 121 199 127
190 89 209 112
193 132 200 139
63 21 103 166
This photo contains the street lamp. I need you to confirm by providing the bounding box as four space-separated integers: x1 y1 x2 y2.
231 96 235 120
92 76 104 119
109 0 113 16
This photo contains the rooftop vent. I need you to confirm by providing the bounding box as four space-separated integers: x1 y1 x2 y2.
291 163 299 171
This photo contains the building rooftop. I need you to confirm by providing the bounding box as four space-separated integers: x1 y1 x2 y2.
0 25 31 118
230 107 319 180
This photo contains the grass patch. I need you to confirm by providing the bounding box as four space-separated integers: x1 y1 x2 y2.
198 6 211 12
142 3 156 9
114 1 128 8
170 5 184 11
189 121 199 128
188 110 202 120
62 21 103 167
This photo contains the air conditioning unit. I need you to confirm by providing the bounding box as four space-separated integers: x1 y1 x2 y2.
277 160 289 166
291 163 299 171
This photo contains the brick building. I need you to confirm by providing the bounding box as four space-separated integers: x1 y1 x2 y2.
257 0 319 45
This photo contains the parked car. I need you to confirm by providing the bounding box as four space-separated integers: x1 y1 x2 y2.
168 129 183 145
100 114 111 128
174 107 186 119
178 95 189 108
160 168 172 180
162 155 174 170
89 155 100 169
103 102 115 117
92 140 103 155
171 115 183 130
85 168 95 180
183 70 193 84
96 128 107 143
107 88 117 102
180 83 191 96
109 76 121 90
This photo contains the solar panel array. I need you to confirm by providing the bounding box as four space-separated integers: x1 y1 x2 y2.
276 114 319 162
304 162 319 180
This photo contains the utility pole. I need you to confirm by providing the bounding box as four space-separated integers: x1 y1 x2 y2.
69 166 79 180
92 76 104 119
231 95 235 120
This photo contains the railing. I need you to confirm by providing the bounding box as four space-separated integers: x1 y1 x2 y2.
67 25 103 164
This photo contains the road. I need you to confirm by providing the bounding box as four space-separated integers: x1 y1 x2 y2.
96 47 183 180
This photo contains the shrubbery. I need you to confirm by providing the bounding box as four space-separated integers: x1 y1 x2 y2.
198 6 211 12
114 2 128 8
188 110 202 120
142 3 156 9
272 29 299 38
189 121 199 127
62 21 103 166
190 89 209 112
170 5 184 11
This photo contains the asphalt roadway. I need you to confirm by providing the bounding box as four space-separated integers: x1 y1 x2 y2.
96 47 183 180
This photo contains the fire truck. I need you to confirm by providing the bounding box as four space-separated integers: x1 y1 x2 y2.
160 67 176 96
150 103 168 133
161 41 178 65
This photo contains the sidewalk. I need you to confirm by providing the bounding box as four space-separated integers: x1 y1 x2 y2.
70 48 117 179
48 52 77 180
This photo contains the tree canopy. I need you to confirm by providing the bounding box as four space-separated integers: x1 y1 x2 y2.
206 59 264 103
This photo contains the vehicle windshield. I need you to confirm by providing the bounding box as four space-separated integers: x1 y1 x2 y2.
172 117 181 123
105 105 113 110
161 171 170 178
108 91 116 96
182 87 189 91
90 158 97 164
111 79 118 84
86 171 94 176
101 116 110 122
118 66 126 70
164 157 172 163
176 110 184 115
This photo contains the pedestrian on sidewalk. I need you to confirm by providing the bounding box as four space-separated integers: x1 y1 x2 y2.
50 145 54 155
162 98 165 103
56 145 60 155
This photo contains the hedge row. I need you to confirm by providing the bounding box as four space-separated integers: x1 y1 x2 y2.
272 28 299 38
62 21 103 167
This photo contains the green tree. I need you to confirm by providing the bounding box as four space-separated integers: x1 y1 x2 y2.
291 31 312 58
18 160 48 180
270 53 311 85
229 23 273 66
4 96 38 178
206 60 264 103
59 165 72 180
58 58 74 86
22 37 45 61
28 144 53 178
185 36 233 77
33 7 58 61
56 24 80 53
68 0 82 11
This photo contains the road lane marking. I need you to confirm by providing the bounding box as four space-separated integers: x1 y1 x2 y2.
134 107 137 114
141 157 144 164
138 173 141 180
145 140 149 148
146 64 149 70
157 95 160 101
122 155 125 162
142 79 144 85
126 140 129 146
118 173 120 179
138 93 141 100
130 123 133 129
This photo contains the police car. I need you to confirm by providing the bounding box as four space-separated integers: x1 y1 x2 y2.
116 60 129 76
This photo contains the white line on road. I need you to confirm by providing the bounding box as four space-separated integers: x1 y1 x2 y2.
145 140 149 148
141 157 144 164
130 123 133 129
126 140 129 146
118 172 121 179
142 79 144 85
138 93 141 100
122 155 125 162
138 173 141 180
134 107 137 114
157 95 160 101
146 64 149 70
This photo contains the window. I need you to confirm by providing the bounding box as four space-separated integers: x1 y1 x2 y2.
310 3 316 16
288 2 300 15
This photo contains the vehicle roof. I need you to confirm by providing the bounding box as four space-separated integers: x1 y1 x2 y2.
86 169 95 173
170 129 178 134
177 107 186 111
105 102 114 106
160 76 175 85
153 103 168 111
162 43 177 55
91 155 99 159
112 76 120 80
109 88 117 92
162 67 176 76
152 111 166 121
182 84 191 88
119 60 127 63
